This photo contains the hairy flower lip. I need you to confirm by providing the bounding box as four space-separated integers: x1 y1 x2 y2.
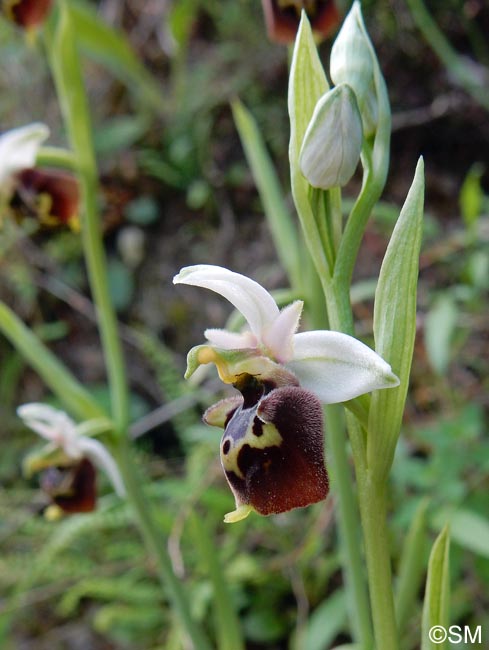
174 264 399 404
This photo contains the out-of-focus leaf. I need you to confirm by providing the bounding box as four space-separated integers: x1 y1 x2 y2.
124 196 159 226
433 509 489 559
70 0 165 114
107 258 134 312
304 589 347 650
232 99 301 288
188 514 244 650
424 293 458 375
467 250 489 290
169 0 198 49
396 499 429 633
288 12 331 281
460 163 484 232
93 116 149 155
368 158 425 479
421 526 450 650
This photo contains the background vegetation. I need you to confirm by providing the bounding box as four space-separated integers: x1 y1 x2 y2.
0 0 488 648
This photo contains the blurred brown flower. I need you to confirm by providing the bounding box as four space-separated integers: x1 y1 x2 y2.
2 0 53 29
261 0 339 43
13 168 80 229
40 458 97 514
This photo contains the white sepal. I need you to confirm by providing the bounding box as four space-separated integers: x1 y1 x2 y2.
0 123 50 189
286 331 399 403
76 436 126 497
173 265 279 338
262 300 303 363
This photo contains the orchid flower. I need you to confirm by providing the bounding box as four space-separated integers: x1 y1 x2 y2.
174 265 399 523
0 123 49 196
173 264 399 402
18 403 125 499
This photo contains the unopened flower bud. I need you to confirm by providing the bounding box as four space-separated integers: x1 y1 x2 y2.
330 1 378 136
299 83 362 189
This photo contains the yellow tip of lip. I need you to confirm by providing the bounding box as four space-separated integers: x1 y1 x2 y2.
44 504 64 521
223 504 253 524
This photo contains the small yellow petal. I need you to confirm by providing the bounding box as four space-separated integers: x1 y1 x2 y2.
44 504 65 521
223 504 253 524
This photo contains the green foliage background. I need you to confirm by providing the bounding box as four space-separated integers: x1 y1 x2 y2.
0 1 488 648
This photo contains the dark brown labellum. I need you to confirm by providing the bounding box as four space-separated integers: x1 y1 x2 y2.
218 380 329 516
40 458 96 513
3 0 53 28
12 168 80 228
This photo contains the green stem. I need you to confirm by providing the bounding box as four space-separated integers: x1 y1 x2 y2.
406 0 489 112
43 6 211 648
115 441 213 650
325 404 373 650
358 474 399 650
45 2 129 433
36 146 77 171
329 186 343 253
188 513 244 650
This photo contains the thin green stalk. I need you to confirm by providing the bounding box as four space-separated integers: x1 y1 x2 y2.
0 301 104 421
116 441 213 650
406 0 489 112
36 146 77 171
45 1 129 433
188 513 244 650
358 474 399 650
325 404 373 650
329 187 343 252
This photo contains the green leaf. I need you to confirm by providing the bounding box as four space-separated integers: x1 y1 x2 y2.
421 526 450 650
434 509 489 559
396 498 429 633
368 157 425 479
187 513 245 650
232 99 301 288
460 164 484 232
107 257 135 312
70 0 165 114
0 302 104 421
93 115 149 155
424 294 458 375
288 12 331 282
304 589 347 650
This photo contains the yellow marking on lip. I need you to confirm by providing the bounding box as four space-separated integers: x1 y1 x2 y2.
221 418 282 479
